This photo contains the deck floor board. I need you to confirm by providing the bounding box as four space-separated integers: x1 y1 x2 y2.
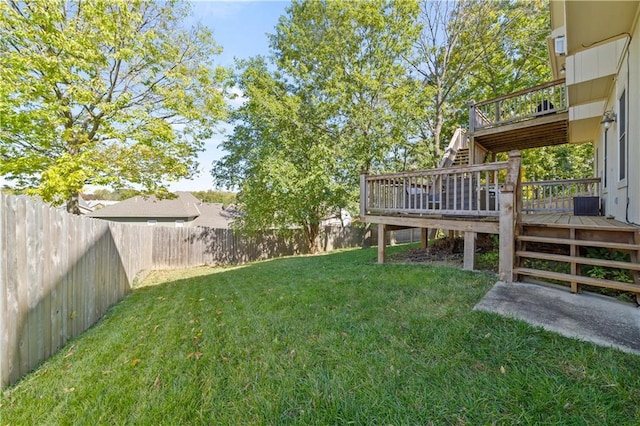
522 214 639 231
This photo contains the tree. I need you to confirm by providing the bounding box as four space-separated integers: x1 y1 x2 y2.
408 0 551 165
85 188 141 201
521 143 594 182
0 0 229 213
214 0 420 251
214 57 345 251
461 0 551 101
191 190 236 206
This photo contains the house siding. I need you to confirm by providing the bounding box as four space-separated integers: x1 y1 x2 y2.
631 17 640 225
595 14 639 225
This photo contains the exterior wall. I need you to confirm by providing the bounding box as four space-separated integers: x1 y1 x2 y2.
631 20 640 225
596 20 639 224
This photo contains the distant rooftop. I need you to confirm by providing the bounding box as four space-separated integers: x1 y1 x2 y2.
88 191 202 219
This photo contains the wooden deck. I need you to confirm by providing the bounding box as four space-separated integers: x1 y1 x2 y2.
473 112 568 153
362 75 640 297
470 79 568 153
522 214 639 232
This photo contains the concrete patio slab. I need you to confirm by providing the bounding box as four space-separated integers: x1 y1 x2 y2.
474 281 640 355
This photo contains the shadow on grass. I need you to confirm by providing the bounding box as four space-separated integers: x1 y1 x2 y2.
4 245 640 424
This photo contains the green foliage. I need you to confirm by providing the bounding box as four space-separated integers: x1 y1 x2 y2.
522 143 595 182
190 190 236 206
214 0 590 250
582 248 634 284
214 1 420 250
0 0 229 212
409 0 551 165
476 250 499 272
4 247 640 424
88 188 142 201
459 0 552 101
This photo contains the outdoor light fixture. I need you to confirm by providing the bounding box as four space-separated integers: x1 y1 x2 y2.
601 110 616 130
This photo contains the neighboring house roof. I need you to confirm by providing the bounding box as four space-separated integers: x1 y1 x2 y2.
87 200 119 210
192 203 238 229
87 191 239 228
78 195 93 215
88 191 201 219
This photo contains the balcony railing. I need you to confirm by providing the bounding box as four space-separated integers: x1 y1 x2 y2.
521 178 601 214
360 161 514 218
470 79 566 131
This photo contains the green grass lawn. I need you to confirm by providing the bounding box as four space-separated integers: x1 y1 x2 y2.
3 245 640 424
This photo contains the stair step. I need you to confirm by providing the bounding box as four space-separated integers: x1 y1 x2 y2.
515 267 640 293
516 251 640 271
517 235 640 251
452 148 469 166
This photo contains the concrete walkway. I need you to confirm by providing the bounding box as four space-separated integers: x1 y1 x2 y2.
474 281 640 355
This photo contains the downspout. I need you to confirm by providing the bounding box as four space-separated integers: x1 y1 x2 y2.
625 36 639 225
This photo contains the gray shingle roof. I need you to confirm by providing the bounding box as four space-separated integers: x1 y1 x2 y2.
88 191 201 219
191 203 237 229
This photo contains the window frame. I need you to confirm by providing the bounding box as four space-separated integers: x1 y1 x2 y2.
618 89 627 185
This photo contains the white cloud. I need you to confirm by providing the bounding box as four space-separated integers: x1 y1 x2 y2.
227 86 248 109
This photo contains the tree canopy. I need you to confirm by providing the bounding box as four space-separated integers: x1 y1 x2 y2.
214 0 590 249
0 0 229 213
214 0 420 251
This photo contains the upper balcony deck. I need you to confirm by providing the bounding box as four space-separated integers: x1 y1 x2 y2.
470 79 568 153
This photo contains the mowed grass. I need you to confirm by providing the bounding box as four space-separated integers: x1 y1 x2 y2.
3 245 640 425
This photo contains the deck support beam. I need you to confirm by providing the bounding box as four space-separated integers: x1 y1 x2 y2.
377 224 386 264
464 231 476 270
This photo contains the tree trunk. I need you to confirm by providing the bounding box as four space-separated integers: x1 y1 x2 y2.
66 191 81 215
303 222 320 254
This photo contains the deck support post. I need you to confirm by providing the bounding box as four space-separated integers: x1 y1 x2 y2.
421 228 428 249
499 151 521 283
464 231 476 270
569 228 578 293
377 224 386 264
499 190 515 282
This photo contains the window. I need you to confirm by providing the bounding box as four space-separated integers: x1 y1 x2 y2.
619 90 626 181
147 220 157 226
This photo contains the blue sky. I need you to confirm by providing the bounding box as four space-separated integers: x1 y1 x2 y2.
169 1 290 192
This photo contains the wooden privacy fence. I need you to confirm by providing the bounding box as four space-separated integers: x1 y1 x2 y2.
0 193 369 388
0 194 152 388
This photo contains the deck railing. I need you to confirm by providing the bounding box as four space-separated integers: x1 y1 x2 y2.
360 162 512 218
521 178 601 214
361 151 522 282
470 79 566 131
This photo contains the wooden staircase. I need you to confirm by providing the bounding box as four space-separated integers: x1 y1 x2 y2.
451 148 469 166
515 216 640 295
